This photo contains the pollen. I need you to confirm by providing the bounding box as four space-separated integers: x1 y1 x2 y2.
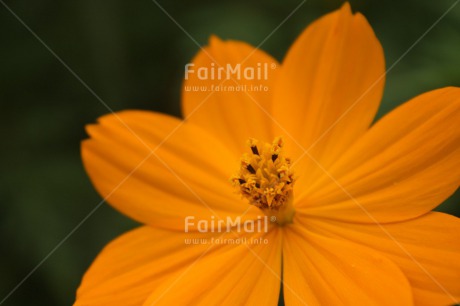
231 137 295 224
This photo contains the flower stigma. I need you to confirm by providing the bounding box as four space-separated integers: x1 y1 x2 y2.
231 137 295 225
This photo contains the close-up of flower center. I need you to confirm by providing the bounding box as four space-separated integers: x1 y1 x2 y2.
232 137 296 225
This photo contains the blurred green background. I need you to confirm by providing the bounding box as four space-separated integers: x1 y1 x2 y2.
1 0 459 305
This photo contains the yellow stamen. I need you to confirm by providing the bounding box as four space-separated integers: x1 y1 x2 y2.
231 137 295 225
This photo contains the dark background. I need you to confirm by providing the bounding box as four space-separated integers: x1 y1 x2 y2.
1 0 459 305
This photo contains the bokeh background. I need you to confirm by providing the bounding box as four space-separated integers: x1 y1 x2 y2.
1 0 459 305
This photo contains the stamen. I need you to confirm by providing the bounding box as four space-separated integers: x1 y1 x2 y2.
231 137 296 225
247 139 260 156
246 164 256 174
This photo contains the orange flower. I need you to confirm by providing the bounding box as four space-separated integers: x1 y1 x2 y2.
75 3 460 305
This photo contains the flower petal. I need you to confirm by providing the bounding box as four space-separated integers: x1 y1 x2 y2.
142 227 281 305
82 110 260 229
182 36 280 155
307 212 460 305
75 226 213 305
299 87 460 223
272 3 385 178
76 226 280 305
282 224 413 305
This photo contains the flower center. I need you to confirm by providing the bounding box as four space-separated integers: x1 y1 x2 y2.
231 137 295 225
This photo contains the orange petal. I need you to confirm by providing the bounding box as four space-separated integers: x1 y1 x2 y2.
298 87 460 223
75 226 212 305
307 212 460 305
141 227 281 305
272 3 385 183
182 36 280 155
75 226 280 305
282 224 413 305
82 110 260 229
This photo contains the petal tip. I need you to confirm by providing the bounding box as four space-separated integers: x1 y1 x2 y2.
208 34 223 46
338 2 353 17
